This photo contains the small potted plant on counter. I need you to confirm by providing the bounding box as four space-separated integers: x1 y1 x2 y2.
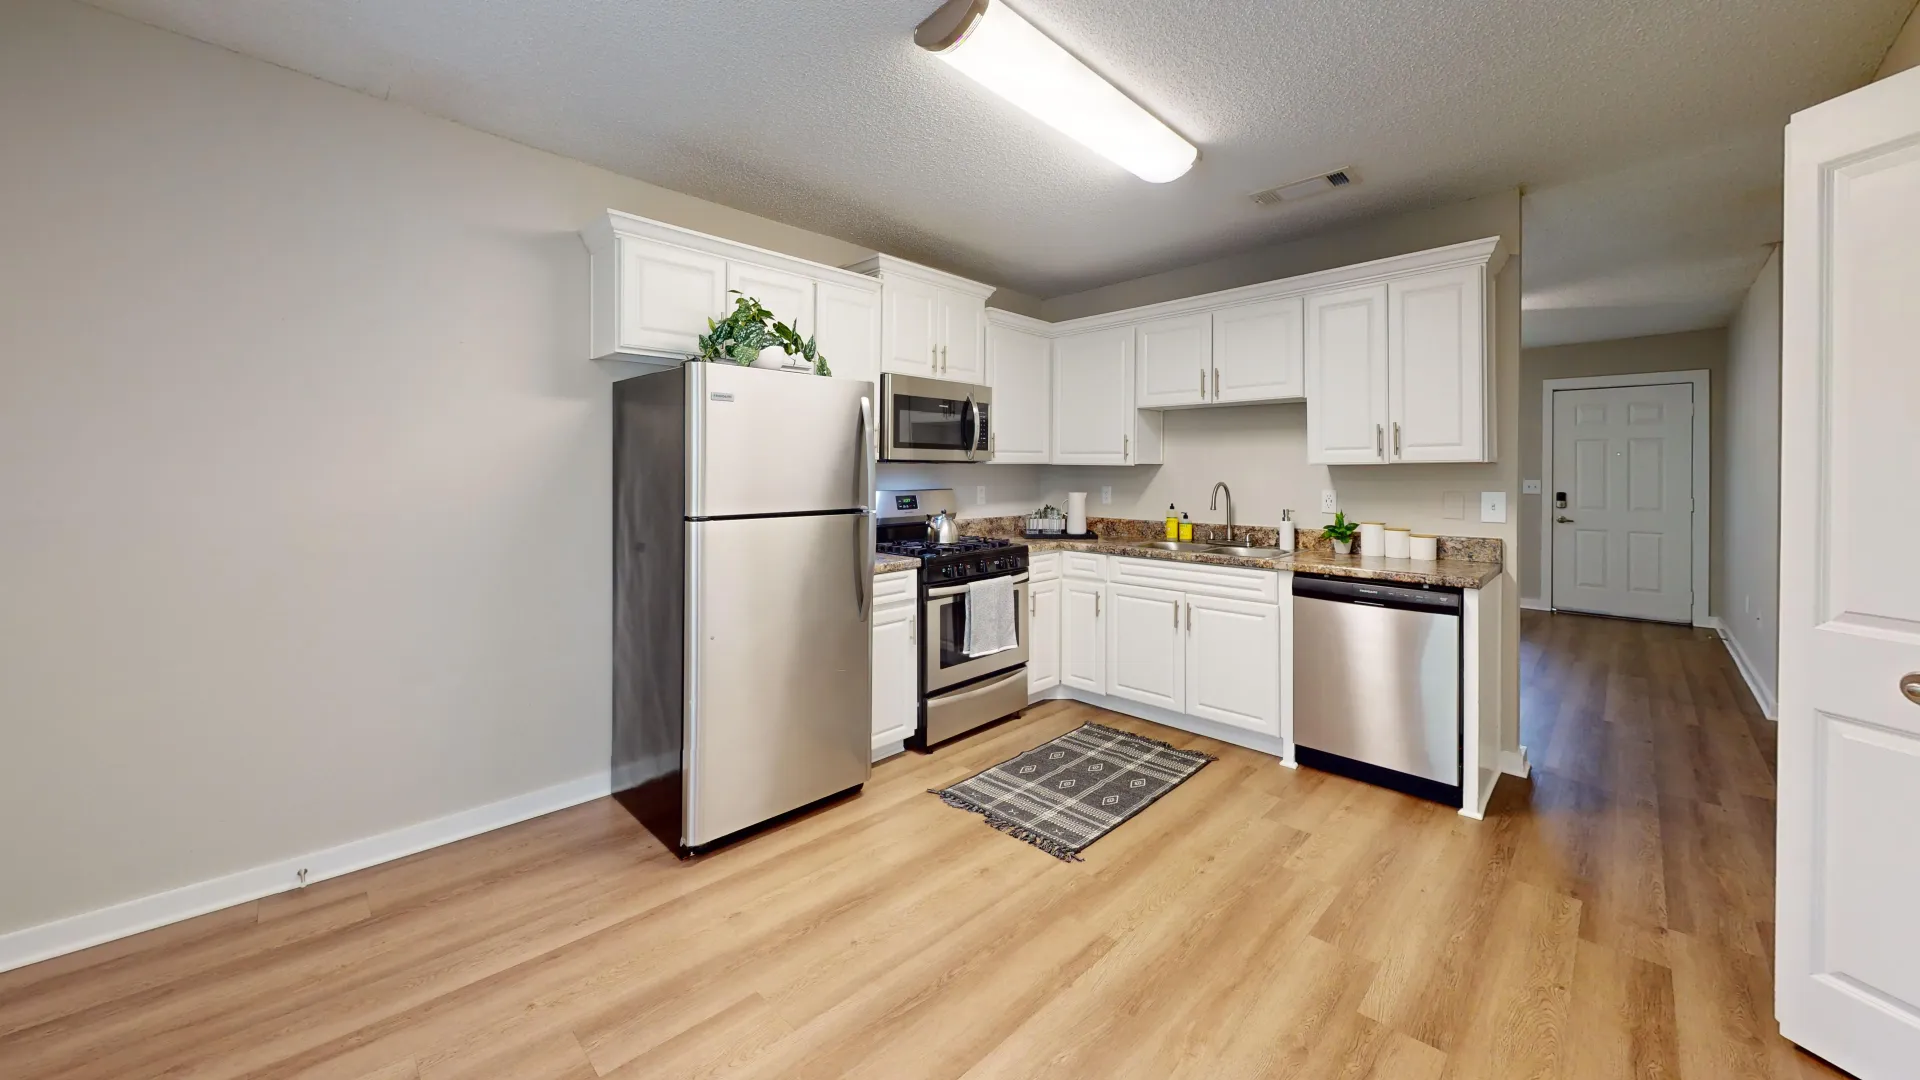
1324 511 1359 555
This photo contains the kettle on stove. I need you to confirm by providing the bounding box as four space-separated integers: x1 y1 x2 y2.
927 509 961 545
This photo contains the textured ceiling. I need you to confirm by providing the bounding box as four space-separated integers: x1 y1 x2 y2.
86 0 1913 343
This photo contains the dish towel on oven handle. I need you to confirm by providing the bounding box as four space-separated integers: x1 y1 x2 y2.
964 576 1018 657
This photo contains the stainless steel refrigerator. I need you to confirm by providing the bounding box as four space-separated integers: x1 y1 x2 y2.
614 363 875 855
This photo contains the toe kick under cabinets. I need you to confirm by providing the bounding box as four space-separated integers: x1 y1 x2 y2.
1025 550 1507 819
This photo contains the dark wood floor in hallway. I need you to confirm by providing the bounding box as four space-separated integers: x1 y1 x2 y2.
0 610 1841 1079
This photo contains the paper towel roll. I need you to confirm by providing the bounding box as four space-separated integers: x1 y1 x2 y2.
1384 528 1412 559
1067 492 1088 536
1359 522 1385 555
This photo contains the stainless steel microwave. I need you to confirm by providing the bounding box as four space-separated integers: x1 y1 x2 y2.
879 373 993 463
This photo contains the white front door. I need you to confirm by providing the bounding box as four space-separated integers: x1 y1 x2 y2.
1550 383 1694 623
1777 66 1920 1080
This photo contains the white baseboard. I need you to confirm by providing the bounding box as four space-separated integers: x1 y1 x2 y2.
0 771 612 975
871 739 906 763
1036 687 1291 760
1500 746 1530 778
1520 597 1551 612
1708 620 1778 720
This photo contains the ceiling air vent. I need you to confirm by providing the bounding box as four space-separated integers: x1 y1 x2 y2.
1250 169 1357 207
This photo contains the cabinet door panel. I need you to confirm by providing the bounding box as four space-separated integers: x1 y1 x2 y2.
1053 327 1134 464
1135 313 1212 407
1212 296 1305 402
1305 284 1389 464
618 239 727 356
1060 579 1106 694
942 291 986 380
1185 595 1281 735
1389 266 1487 462
814 281 882 388
1106 584 1184 712
727 262 816 369
987 321 1052 463
882 278 941 376
1028 579 1061 694
871 599 918 747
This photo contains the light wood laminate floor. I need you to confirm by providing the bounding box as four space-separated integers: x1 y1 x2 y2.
0 611 1844 1079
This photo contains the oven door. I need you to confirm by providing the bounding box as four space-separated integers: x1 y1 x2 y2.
881 374 993 463
924 574 1029 693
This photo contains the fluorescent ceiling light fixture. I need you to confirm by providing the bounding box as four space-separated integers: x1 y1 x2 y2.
916 0 1197 183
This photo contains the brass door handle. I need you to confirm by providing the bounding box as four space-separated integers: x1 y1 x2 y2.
1903 674 1920 705
1556 516 1575 524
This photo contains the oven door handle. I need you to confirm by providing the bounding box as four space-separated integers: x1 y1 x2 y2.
927 574 1029 600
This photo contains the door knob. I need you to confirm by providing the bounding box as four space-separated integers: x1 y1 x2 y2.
1903 674 1920 705
1556 516 1575 524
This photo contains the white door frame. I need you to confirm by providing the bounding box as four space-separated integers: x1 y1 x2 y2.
1540 369 1712 626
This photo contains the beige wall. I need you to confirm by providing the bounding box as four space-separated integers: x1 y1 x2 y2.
1518 329 1728 607
0 0 896 938
1880 2 1920 79
1720 249 1782 707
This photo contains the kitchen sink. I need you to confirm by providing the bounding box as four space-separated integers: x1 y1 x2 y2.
1129 540 1219 553
1203 545 1288 558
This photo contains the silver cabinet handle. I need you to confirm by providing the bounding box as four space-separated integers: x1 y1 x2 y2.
1393 422 1401 457
1376 424 1384 456
931 343 937 369
1173 601 1178 629
1213 368 1220 398
1185 600 1192 634
1095 592 1101 617
941 344 948 373
1903 674 1920 705
1200 368 1207 398
1556 516 1574 524
1123 434 1129 460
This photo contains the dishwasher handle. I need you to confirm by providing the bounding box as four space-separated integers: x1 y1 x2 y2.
1292 573 1462 614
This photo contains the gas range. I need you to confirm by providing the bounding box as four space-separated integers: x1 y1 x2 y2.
875 536 1028 585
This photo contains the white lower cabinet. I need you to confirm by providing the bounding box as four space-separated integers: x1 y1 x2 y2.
871 589 917 753
1106 584 1185 711
1060 577 1106 694
1028 578 1061 694
1183 594 1282 735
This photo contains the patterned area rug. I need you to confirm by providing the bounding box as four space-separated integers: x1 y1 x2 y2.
931 722 1216 861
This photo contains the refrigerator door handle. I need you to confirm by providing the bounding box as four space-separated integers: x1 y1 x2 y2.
857 395 875 618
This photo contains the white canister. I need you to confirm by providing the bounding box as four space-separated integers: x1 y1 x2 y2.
1384 528 1412 559
1066 492 1088 536
1409 534 1439 561
1359 522 1385 555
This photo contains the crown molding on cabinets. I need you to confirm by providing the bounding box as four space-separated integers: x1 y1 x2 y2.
843 253 998 299
984 307 1057 334
585 210 881 292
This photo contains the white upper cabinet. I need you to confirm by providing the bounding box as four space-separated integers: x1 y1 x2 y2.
941 291 987 381
985 312 1052 464
1388 265 1489 462
1053 326 1137 465
847 255 995 382
1135 313 1214 407
613 239 727 358
1305 284 1391 464
814 281 882 389
1211 295 1305 403
584 211 880 370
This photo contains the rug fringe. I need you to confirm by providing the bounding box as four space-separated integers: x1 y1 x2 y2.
929 790 1085 862
1077 721 1218 762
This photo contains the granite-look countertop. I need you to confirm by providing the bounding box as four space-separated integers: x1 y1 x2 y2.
1020 538 1500 589
874 554 920 576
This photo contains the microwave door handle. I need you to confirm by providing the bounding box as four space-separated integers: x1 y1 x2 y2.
963 394 978 462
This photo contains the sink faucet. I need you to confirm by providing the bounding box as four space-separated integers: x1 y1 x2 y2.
1209 482 1234 544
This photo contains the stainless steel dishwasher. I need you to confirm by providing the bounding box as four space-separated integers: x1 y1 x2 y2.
1292 574 1463 806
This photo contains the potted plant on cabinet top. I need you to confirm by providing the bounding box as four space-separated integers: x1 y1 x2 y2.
1324 511 1360 555
696 292 831 377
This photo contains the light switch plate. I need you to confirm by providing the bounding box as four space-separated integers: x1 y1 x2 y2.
1523 479 1543 495
1442 491 1466 520
1480 491 1509 523
1100 486 1112 505
1321 489 1338 513
975 485 987 506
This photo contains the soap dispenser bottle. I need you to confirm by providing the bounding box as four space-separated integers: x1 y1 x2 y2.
1277 509 1296 553
1165 503 1179 540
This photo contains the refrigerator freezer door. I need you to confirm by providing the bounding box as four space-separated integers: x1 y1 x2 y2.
685 513 873 846
687 363 875 518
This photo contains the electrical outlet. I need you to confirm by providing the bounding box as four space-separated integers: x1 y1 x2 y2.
1442 491 1466 519
1100 486 1112 505
1480 491 1508 523
1320 489 1338 513
975 485 987 506
1523 479 1543 495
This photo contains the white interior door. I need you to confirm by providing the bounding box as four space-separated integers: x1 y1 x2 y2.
1550 383 1694 623
1777 67 1920 1080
